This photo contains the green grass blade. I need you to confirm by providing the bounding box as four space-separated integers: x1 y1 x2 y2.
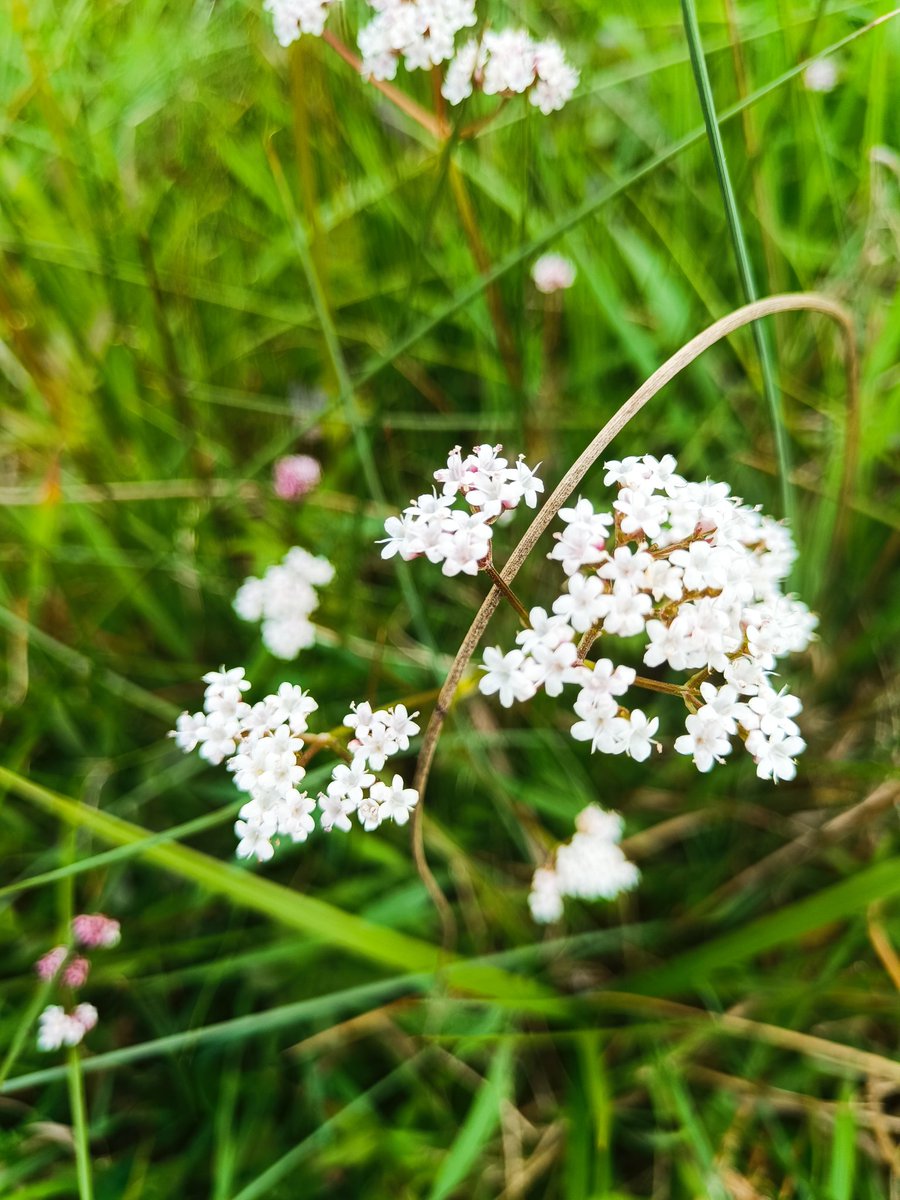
0 766 559 1006
680 0 792 524
427 1040 514 1200
623 853 900 997
67 1049 94 1200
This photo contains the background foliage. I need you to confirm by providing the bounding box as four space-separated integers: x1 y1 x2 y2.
1 0 899 1195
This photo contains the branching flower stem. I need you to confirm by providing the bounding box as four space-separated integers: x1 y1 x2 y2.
410 292 859 946
482 561 530 627
321 31 448 139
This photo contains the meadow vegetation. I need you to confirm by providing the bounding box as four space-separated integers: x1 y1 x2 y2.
0 0 899 1195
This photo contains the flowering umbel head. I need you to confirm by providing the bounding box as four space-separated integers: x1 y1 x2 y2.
35 914 119 1052
470 452 814 784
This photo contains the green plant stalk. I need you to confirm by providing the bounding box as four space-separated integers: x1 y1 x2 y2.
67 1048 94 1200
680 0 793 526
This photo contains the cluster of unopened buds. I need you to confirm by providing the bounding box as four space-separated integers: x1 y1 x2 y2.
35 914 120 1052
233 546 334 660
384 448 815 786
171 668 420 863
529 806 639 923
380 443 544 576
264 0 579 117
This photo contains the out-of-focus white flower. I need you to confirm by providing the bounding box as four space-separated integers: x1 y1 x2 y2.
358 0 476 81
803 58 839 93
529 805 638 923
531 253 576 294
444 29 578 114
37 1003 98 1052
233 547 333 661
264 0 338 47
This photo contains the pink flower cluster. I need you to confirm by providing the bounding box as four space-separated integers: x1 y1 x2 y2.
34 913 120 1052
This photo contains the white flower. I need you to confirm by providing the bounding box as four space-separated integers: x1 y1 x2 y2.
269 682 318 732
277 792 316 842
73 1003 98 1034
234 819 276 863
618 709 659 762
597 546 653 594
570 707 626 755
745 686 802 737
197 712 239 766
234 548 333 660
530 639 586 697
531 253 576 294
516 608 574 655
696 682 744 735
600 589 651 637
578 659 636 702
575 805 623 842
674 713 732 773
724 655 769 696
318 792 354 833
170 711 206 753
357 796 383 832
371 774 419 825
327 759 375 806
746 729 806 782
803 58 839 92
528 867 564 923
384 704 420 750
510 457 545 507
551 574 610 633
37 1005 85 1052
478 646 538 708
264 0 338 46
530 37 579 114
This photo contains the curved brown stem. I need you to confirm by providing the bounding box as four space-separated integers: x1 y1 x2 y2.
409 292 859 937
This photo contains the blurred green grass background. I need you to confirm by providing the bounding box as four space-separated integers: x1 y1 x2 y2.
0 0 899 1195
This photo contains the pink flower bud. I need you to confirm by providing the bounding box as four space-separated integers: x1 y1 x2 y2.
273 455 321 501
72 913 121 949
63 956 91 989
35 945 68 981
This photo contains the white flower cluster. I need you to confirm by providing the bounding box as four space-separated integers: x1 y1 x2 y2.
37 1003 98 1052
263 0 577 117
170 668 420 863
477 453 816 783
443 30 579 114
233 547 334 660
529 805 639 923
380 444 544 577
264 0 338 46
358 0 476 81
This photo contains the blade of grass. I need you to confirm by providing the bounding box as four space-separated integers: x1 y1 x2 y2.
621 853 900 997
0 766 560 1007
680 0 792 525
427 1040 514 1200
67 1048 94 1200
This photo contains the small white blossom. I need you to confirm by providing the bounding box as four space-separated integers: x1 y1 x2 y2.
371 774 419 825
531 253 576 294
479 646 538 708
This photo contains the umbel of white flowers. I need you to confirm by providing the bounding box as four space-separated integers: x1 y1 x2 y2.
264 0 579 115
383 448 815 786
233 546 334 660
529 806 639 923
170 668 420 864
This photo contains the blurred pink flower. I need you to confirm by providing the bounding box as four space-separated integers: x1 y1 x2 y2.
63 956 91 988
72 913 121 949
273 455 321 501
35 945 68 981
